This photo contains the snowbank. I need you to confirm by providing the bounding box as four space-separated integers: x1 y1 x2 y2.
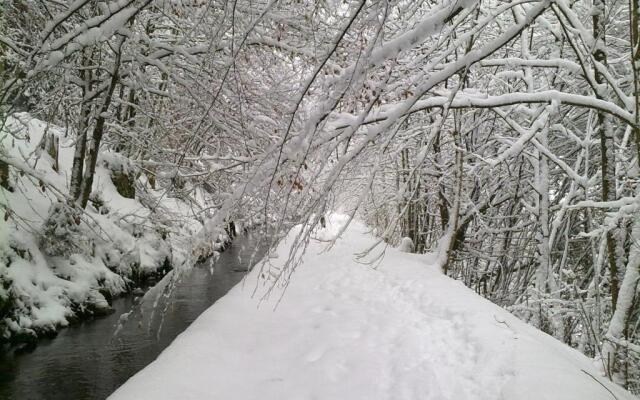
0 114 216 341
110 215 636 400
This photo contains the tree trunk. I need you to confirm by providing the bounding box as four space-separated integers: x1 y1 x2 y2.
42 131 59 172
79 39 124 208
432 128 449 231
441 128 463 274
632 0 640 164
601 213 640 380
70 51 93 201
593 0 620 311
536 130 552 293
0 158 8 190
600 0 640 381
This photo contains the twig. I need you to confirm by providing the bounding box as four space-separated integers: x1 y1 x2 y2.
581 369 619 400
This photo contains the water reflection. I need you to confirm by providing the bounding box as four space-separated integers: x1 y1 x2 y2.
0 234 266 400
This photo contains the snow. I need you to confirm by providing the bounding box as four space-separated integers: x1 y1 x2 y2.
331 90 635 131
398 236 414 253
0 114 210 340
109 215 636 400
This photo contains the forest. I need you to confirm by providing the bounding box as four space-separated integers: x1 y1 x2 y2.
1 0 639 397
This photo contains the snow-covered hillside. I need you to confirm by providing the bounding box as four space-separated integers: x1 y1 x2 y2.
0 115 226 342
110 215 636 400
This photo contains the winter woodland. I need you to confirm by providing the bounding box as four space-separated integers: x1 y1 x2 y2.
1 0 640 395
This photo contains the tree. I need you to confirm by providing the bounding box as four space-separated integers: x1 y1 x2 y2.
2 0 639 390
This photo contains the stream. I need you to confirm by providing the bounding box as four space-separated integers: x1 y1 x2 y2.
0 233 267 400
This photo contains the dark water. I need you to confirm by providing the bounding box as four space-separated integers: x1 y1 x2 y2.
0 234 267 400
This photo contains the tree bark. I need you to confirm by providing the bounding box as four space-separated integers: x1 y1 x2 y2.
593 0 620 311
432 128 449 231
601 214 640 380
0 158 8 190
600 0 640 381
70 50 93 201
79 38 124 208
42 131 59 172
632 0 640 164
442 128 463 274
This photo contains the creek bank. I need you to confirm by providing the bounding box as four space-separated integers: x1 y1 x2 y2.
0 232 268 400
0 114 233 345
1 221 241 349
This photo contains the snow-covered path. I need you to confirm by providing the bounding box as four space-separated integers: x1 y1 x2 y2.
110 216 636 400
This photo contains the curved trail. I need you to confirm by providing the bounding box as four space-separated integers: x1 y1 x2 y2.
110 216 635 400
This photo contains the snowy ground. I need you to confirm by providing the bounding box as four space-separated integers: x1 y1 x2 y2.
0 114 224 341
110 215 637 400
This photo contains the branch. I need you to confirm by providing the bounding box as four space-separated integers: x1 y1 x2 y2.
333 90 636 129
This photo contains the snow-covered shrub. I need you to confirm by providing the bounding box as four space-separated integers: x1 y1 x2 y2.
0 114 211 342
398 237 414 253
0 252 13 325
111 169 136 199
101 151 137 199
39 203 89 257
0 154 10 190
98 241 125 272
89 191 109 215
